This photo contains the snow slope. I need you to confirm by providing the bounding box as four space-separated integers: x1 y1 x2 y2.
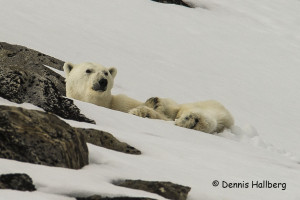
1 0 300 199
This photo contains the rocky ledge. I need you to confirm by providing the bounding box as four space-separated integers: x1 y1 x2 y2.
76 128 141 155
151 0 192 8
77 196 155 200
0 42 94 123
0 173 36 191
0 105 142 168
0 105 89 169
114 180 191 200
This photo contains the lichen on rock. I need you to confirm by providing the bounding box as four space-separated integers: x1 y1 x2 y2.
0 173 36 191
76 128 141 155
0 105 89 169
113 179 191 200
76 195 156 200
0 42 95 123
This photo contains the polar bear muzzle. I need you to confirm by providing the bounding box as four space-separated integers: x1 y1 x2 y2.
92 78 108 92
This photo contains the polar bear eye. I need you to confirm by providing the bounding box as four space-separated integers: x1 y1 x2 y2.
104 72 109 76
86 69 92 74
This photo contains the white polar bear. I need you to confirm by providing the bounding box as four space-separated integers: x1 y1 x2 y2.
63 62 143 112
63 62 234 133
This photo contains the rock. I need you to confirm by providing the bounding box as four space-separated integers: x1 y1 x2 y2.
114 180 191 200
0 42 65 93
0 42 94 124
0 105 89 169
0 173 36 191
0 42 64 70
76 128 141 155
151 0 192 8
77 195 155 200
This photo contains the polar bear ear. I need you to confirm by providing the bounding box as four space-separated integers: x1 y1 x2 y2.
63 62 75 77
108 67 117 78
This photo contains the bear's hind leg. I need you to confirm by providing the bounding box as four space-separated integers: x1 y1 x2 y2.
175 112 217 133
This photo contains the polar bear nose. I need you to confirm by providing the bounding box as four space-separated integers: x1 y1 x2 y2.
92 78 108 92
98 78 108 89
99 78 107 86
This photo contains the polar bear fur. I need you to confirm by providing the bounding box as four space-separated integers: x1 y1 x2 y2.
63 62 142 112
63 62 234 134
130 98 234 133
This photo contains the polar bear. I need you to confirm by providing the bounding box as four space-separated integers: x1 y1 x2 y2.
63 62 143 112
63 62 234 133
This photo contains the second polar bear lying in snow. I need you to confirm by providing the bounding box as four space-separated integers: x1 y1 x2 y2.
63 62 234 133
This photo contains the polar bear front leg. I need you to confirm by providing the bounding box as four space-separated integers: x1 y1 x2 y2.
175 112 217 134
129 106 171 121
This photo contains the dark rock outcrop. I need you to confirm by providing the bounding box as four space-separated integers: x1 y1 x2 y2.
0 42 94 123
0 173 36 191
114 180 191 200
0 42 64 70
76 128 141 155
0 42 65 93
151 0 192 8
77 195 155 200
0 105 89 169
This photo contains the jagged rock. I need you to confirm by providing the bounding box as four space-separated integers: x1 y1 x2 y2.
114 180 191 200
0 42 65 92
76 128 141 155
0 42 64 70
0 42 94 123
77 195 155 200
151 0 192 8
0 105 89 169
0 173 36 191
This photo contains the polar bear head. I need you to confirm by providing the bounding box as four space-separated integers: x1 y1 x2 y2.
63 62 117 106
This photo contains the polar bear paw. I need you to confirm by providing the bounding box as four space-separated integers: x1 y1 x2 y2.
144 97 179 120
175 112 217 134
129 106 170 120
145 97 162 110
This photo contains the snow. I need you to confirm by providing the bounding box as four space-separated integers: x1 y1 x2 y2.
1 0 300 199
